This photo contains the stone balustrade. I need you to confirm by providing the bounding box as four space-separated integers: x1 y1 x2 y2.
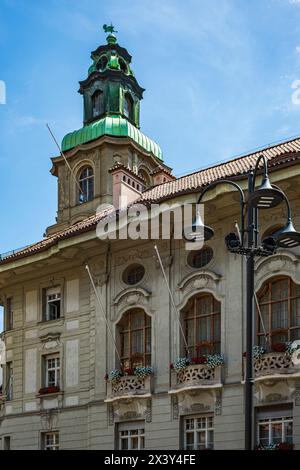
106 375 152 401
170 364 223 392
254 352 300 379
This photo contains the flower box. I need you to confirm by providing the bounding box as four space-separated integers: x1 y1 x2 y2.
38 386 60 395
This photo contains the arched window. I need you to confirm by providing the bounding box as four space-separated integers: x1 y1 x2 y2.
118 309 151 369
97 55 108 72
257 277 300 347
124 93 133 120
138 169 150 188
183 294 221 356
91 90 104 118
78 166 94 203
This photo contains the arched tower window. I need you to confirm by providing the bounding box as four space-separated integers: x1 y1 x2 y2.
138 169 151 188
124 93 133 121
182 294 221 356
91 90 104 118
257 276 300 347
118 309 151 370
78 166 94 203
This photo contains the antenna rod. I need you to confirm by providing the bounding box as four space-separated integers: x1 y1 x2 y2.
154 244 189 355
85 264 122 365
46 123 84 197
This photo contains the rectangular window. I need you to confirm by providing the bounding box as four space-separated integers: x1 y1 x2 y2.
184 416 214 450
3 436 11 450
118 422 145 450
257 415 293 447
6 362 13 401
45 356 60 388
6 298 13 331
44 287 61 321
42 432 59 450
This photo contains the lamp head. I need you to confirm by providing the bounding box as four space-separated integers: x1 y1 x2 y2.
249 177 284 209
183 209 214 242
272 219 300 248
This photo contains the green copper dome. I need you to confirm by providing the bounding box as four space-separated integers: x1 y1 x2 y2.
61 115 163 161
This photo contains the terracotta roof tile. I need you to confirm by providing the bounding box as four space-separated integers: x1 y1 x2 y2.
1 135 300 264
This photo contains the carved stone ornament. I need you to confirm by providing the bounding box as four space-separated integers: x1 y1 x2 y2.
115 249 153 266
254 378 296 404
178 271 222 306
113 287 151 316
173 389 218 416
40 333 61 350
108 397 151 423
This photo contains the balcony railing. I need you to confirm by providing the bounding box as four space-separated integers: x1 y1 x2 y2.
105 375 152 402
170 364 223 393
253 351 300 380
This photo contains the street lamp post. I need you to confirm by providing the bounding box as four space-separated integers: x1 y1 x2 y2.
184 155 300 450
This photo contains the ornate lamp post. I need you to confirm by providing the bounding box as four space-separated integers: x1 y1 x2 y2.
184 155 300 450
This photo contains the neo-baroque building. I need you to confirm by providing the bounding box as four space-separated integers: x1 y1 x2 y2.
1 28 300 450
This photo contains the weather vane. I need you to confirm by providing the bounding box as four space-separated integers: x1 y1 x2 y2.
103 23 118 34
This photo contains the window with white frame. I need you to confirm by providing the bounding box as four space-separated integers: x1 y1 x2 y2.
45 356 60 388
44 287 61 321
42 432 59 450
118 422 145 450
184 416 214 450
257 414 293 447
6 362 13 401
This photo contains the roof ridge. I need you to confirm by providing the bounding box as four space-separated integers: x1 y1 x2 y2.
141 133 300 193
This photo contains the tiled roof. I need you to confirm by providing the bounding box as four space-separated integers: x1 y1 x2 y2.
137 136 300 203
1 135 300 265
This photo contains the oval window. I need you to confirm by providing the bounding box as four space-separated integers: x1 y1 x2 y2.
123 264 145 286
187 247 213 269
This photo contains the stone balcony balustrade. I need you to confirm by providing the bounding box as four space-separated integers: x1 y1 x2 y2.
169 364 223 394
253 351 300 382
105 374 153 403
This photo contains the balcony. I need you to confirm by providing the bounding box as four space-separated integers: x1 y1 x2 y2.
253 351 300 382
105 374 153 403
169 363 223 394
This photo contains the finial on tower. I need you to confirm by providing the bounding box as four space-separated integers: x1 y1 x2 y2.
103 23 118 45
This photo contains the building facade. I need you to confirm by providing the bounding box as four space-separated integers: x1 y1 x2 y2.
1 28 300 450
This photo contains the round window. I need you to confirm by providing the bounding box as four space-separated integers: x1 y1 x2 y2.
123 264 145 286
187 247 213 269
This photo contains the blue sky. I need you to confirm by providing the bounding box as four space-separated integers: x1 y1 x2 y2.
1 0 300 329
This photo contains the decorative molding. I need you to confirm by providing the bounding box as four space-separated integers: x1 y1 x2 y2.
172 395 179 420
295 382 300 406
215 390 222 415
154 255 173 270
115 249 153 265
178 270 222 291
108 403 114 426
145 399 152 423
255 252 300 290
113 287 151 309
40 333 61 350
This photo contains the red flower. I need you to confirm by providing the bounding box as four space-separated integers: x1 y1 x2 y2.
39 386 60 395
242 352 247 358
170 363 174 370
272 343 287 353
190 356 207 365
277 442 294 451
124 368 134 376
104 374 108 381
